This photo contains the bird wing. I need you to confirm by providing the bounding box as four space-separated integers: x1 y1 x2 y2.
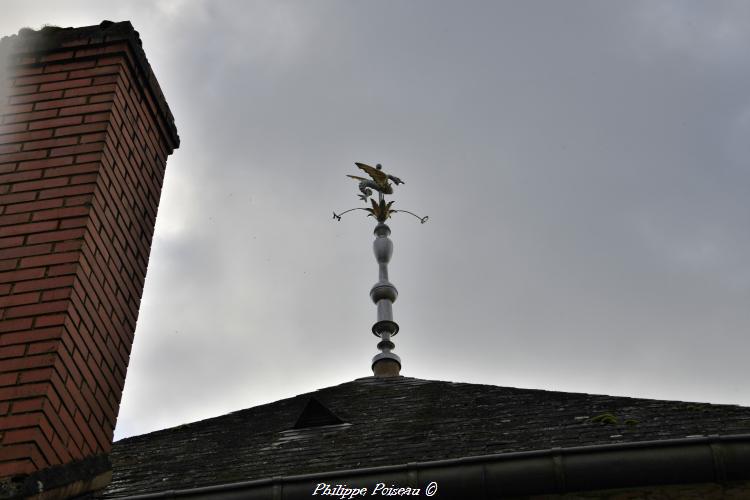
346 175 368 181
355 162 387 185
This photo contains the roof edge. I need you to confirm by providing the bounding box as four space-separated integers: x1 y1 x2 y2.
108 434 750 499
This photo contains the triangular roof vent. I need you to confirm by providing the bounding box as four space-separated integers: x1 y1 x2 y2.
293 397 344 429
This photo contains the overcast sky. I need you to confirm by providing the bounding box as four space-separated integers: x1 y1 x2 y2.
2 1 750 441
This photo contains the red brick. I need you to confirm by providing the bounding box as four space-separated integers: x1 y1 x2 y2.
0 292 40 308
0 259 18 272
0 268 46 284
83 113 110 124
42 162 100 179
80 133 107 145
0 191 36 206
74 43 129 59
0 221 58 237
64 194 94 207
5 199 64 216
8 90 64 105
62 83 117 99
17 155 73 171
0 129 53 145
0 318 33 333
1 109 58 124
0 212 31 226
3 300 70 319
76 417 99 454
39 78 92 92
0 244 53 260
9 397 45 413
37 184 96 201
21 136 78 152
0 150 47 164
0 237 24 249
43 59 95 73
69 65 122 80
31 206 89 222
11 177 68 192
0 345 25 359
0 123 28 135
41 402 72 451
0 460 35 477
0 170 43 186
0 103 34 116
40 288 72 302
73 152 102 164
26 341 59 355
70 174 98 186
19 252 79 269
66 379 91 421
50 142 102 157
89 94 115 105
91 75 119 86
0 372 19 386
55 216 87 230
15 72 70 86
33 96 88 111
18 367 56 384
0 143 22 155
12 66 43 77
49 433 71 464
53 121 109 138
28 115 82 131
0 383 49 401
0 326 64 346
59 102 113 117
60 320 76 356
39 51 74 63
34 313 67 326
5 83 40 97
0 443 42 463
53 240 83 253
10 276 75 293
26 228 86 244
0 429 50 465
1 163 18 175
47 263 78 276
55 393 84 450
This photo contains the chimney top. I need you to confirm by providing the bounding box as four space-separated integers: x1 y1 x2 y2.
1 20 179 150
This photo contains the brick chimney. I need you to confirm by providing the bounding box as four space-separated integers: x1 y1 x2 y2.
0 21 178 495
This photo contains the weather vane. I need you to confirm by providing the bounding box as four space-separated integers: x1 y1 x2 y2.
333 163 428 224
333 162 428 377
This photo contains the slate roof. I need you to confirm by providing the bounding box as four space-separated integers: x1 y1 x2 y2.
104 376 750 497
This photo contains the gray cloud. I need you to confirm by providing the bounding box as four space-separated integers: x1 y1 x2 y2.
1 1 749 440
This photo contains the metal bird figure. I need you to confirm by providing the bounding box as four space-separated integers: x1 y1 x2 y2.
333 161 427 224
347 163 405 202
